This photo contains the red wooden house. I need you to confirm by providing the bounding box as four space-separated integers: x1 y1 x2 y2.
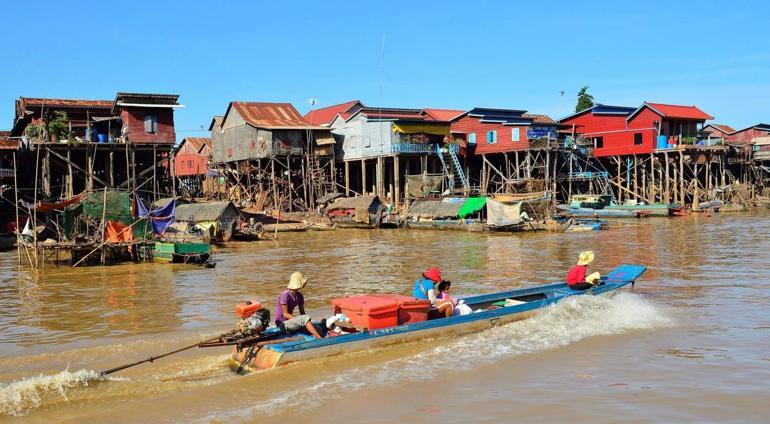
450 108 558 154
728 123 770 144
560 102 713 157
703 124 736 142
175 137 211 177
303 100 364 127
113 93 181 143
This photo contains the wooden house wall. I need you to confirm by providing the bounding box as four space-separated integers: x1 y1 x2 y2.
733 127 770 144
451 115 530 154
121 108 175 143
332 114 394 160
562 109 657 157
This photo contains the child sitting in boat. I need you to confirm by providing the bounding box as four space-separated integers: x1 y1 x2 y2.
412 267 454 318
274 271 323 339
437 280 457 306
566 251 602 290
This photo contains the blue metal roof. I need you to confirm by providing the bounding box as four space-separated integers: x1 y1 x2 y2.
467 107 532 125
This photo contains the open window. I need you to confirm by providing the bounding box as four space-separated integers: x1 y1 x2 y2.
634 132 643 146
594 136 604 149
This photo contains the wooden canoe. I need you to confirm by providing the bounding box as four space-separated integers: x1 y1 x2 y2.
232 264 647 371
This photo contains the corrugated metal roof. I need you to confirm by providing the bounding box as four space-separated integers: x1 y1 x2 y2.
641 102 713 120
18 97 113 109
229 102 327 129
706 124 736 134
422 108 465 122
175 201 238 222
303 100 362 126
181 137 211 152
523 113 557 125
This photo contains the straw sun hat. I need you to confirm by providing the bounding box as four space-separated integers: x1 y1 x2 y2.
577 251 595 266
287 271 308 290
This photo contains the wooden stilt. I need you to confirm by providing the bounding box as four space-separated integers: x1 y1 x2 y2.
361 159 367 196
394 155 400 211
344 160 350 196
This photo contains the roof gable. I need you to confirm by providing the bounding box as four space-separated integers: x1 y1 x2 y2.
629 102 714 121
704 124 736 134
460 107 533 125
421 108 466 122
303 100 363 126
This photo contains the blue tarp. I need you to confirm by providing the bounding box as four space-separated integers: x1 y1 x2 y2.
136 197 176 235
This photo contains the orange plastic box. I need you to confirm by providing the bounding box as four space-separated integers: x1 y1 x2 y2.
369 294 430 325
331 295 400 330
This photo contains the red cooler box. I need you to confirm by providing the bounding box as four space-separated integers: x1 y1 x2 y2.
369 294 430 325
331 295 399 330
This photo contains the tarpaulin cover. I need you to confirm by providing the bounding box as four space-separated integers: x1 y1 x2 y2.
137 197 176 235
485 199 523 228
104 221 133 242
82 191 132 223
457 197 487 218
392 122 450 136
19 193 84 212
405 174 444 197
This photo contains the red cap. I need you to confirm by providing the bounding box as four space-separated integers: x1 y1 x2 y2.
424 267 442 282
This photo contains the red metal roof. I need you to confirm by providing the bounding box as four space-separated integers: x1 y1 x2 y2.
229 102 326 129
303 100 361 126
643 102 714 120
422 108 465 122
707 124 736 134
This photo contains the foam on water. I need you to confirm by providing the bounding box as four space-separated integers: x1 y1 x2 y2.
199 292 674 422
0 368 123 417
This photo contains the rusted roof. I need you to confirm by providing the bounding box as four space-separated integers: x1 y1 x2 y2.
523 113 557 125
304 100 362 126
327 195 380 210
17 97 113 110
636 102 714 121
208 116 223 131
228 102 327 129
706 124 736 134
422 108 465 122
181 137 211 152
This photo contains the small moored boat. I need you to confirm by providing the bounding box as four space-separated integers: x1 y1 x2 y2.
232 264 646 371
153 241 211 264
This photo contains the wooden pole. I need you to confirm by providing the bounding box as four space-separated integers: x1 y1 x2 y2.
100 187 108 265
13 153 20 266
67 148 73 198
394 155 400 211
679 151 685 205
344 160 350 196
361 159 367 196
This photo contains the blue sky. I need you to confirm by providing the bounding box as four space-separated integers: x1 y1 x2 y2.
1 0 768 140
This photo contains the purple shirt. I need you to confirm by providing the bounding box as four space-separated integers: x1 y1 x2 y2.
275 289 304 325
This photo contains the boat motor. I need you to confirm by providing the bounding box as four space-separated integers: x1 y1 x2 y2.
236 301 270 334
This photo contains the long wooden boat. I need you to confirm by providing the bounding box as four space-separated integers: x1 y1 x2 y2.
570 195 679 216
557 204 648 218
232 264 646 371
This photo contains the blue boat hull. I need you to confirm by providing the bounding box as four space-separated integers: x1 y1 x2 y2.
233 264 647 371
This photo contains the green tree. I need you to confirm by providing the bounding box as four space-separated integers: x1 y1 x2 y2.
575 86 595 112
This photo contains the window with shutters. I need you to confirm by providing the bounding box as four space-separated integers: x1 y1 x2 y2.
468 132 476 145
144 113 157 134
486 130 497 144
512 127 521 142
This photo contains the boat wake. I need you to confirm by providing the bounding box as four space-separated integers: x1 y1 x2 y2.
0 368 121 417
199 292 674 421
0 353 232 417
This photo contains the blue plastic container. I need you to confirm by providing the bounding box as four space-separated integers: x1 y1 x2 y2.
97 134 108 143
657 135 668 149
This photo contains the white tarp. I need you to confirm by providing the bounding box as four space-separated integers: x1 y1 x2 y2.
486 199 523 228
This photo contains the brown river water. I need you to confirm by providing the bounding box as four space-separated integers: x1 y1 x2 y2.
1 214 769 423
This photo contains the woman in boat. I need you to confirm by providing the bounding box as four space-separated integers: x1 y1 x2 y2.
412 268 454 318
566 251 601 290
275 271 323 339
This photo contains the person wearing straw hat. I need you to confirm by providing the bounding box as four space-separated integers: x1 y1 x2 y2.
565 251 602 290
274 271 322 339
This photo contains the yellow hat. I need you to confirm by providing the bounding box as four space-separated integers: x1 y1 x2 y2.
577 251 594 266
287 271 308 290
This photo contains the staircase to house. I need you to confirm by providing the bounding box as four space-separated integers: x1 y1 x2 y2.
436 144 468 194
